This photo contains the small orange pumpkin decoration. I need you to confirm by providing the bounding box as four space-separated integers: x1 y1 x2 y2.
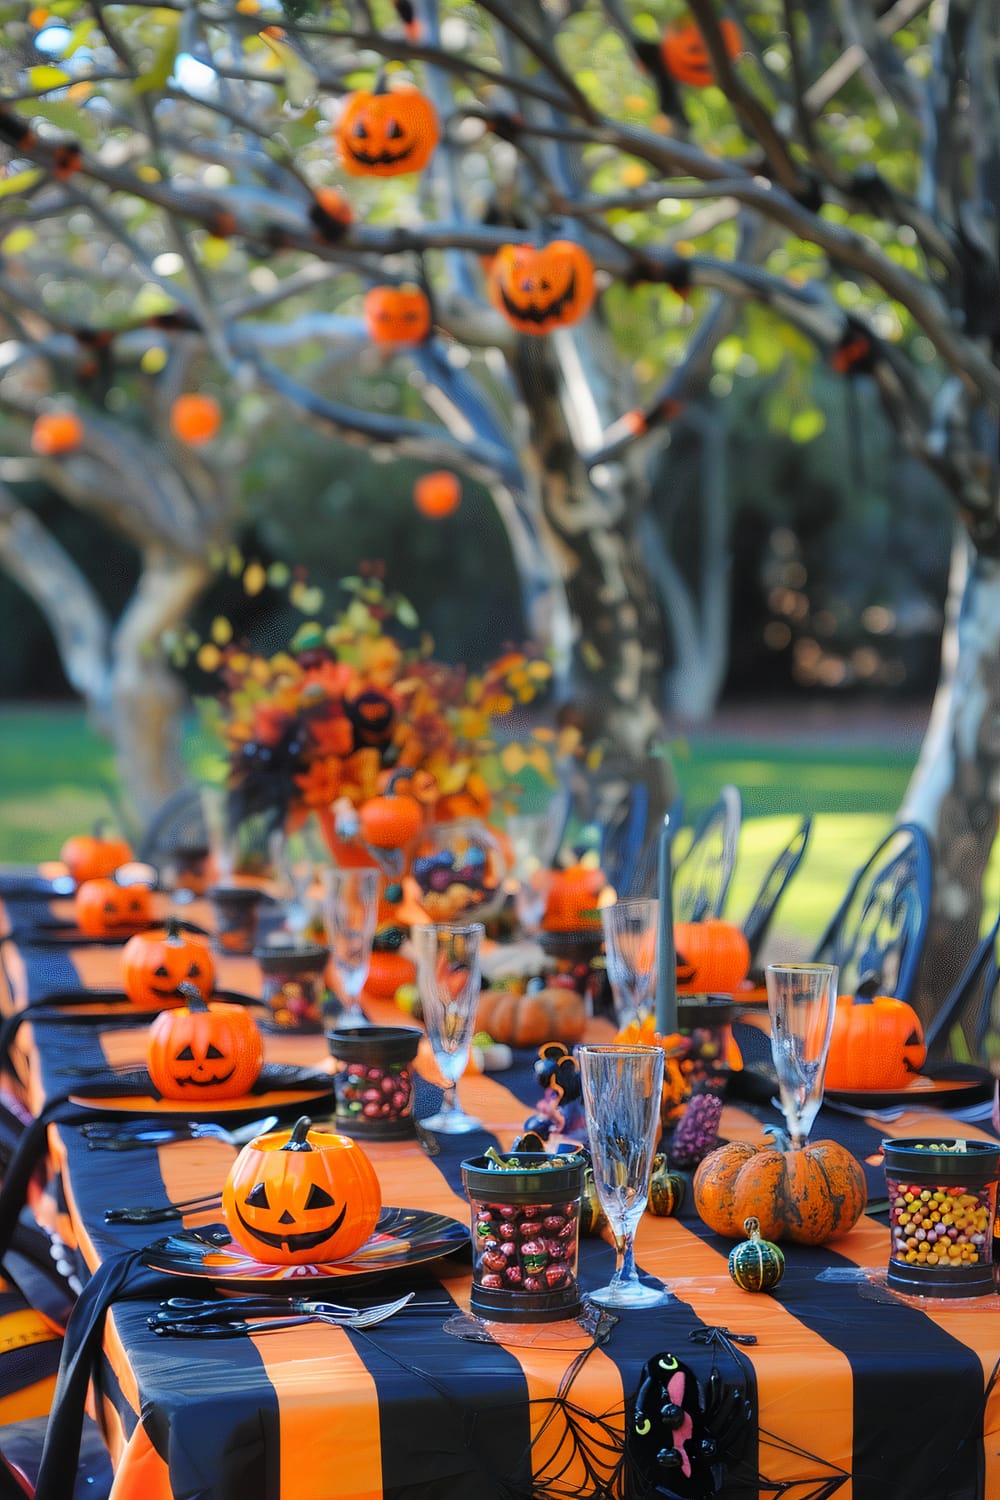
359 790 423 850
414 470 461 518
169 393 221 446
336 85 438 177
74 878 152 938
147 983 263 1101
475 986 586 1048
121 918 215 1008
488 240 596 334
60 824 133 884
310 186 354 241
31 411 83 455
364 283 432 344
366 947 417 1000
692 1137 867 1245
674 919 750 993
541 862 606 933
660 17 741 88
824 994 926 1092
222 1115 382 1264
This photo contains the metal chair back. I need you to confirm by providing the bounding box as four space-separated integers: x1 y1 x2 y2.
672 784 742 923
923 914 1000 1064
742 815 813 967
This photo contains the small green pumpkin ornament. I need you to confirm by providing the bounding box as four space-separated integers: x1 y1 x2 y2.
648 1154 687 1217
579 1161 607 1236
728 1216 785 1293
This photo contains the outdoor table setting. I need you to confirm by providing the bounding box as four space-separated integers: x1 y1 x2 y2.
1 834 1000 1500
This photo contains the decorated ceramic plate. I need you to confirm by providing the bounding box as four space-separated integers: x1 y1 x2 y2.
826 1067 994 1112
143 1207 469 1290
68 1062 334 1119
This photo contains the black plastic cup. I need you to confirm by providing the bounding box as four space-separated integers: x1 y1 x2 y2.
208 885 262 955
326 1026 422 1140
255 942 330 1030
883 1137 1000 1298
462 1152 584 1323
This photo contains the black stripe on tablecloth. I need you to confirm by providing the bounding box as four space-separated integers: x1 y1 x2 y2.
0 938 80 1006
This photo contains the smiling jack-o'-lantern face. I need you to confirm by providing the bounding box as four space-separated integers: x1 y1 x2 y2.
488 240 596 335
120 919 215 1009
74 877 152 937
336 87 438 177
147 985 263 1101
222 1117 382 1264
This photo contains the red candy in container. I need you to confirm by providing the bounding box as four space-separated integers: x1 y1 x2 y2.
326 1026 421 1140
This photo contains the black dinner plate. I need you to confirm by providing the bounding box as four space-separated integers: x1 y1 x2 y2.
143 1207 469 1291
68 1062 333 1119
17 918 209 946
826 1065 994 1112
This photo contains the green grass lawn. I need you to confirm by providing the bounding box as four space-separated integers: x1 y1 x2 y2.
0 705 917 955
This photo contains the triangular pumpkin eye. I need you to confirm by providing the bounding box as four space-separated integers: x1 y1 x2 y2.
176 1045 194 1060
352 119 367 138
206 1044 224 1059
905 1029 920 1046
305 1183 334 1210
387 118 402 139
246 1182 270 1209
187 963 202 978
154 964 169 977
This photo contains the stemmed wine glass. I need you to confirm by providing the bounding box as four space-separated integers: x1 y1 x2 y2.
506 810 562 937
600 897 658 1027
321 866 380 1028
577 1043 670 1308
412 922 484 1134
765 962 839 1148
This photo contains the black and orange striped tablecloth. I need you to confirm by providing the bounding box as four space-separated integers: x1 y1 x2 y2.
3 908 1000 1500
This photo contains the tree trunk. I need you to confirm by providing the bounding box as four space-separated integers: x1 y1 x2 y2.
901 535 1000 1029
110 549 213 824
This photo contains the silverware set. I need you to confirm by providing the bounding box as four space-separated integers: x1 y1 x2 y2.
81 1116 279 1152
148 1292 447 1338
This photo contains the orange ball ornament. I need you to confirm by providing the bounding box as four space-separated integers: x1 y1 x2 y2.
414 471 461 518
31 411 83 456
170 393 221 447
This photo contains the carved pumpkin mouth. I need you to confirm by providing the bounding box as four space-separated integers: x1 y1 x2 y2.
676 956 696 984
346 143 415 168
174 1068 237 1088
231 1200 347 1254
500 270 577 325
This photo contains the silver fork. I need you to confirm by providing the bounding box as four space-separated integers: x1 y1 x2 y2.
151 1292 416 1338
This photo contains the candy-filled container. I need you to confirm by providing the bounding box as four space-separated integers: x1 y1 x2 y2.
326 1026 421 1140
883 1137 1000 1298
462 1151 584 1322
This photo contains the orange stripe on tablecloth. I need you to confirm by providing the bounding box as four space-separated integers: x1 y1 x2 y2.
107 1422 176 1500
100 1388 132 1469
71 946 130 991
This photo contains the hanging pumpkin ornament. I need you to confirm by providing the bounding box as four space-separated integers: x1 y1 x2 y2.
222 1115 382 1264
660 17 742 88
120 917 215 1008
647 1154 686 1217
147 982 263 1101
728 1215 785 1292
74 877 152 938
824 993 926 1092
170 393 221 447
309 186 354 241
31 411 83 455
364 283 432 345
414 470 461 518
336 85 439 177
60 822 133 884
488 240 596 334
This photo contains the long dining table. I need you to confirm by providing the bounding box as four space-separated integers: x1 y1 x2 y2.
1 878 999 1500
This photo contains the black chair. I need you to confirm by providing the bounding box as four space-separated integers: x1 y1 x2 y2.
812 822 933 1004
741 814 813 971
923 914 1000 1064
672 784 742 923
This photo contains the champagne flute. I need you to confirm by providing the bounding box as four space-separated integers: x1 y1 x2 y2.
765 962 839 1149
321 866 380 1028
412 922 484 1134
507 810 561 937
600 897 658 1027
577 1044 669 1308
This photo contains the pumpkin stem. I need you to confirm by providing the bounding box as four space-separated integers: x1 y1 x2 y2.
385 767 415 796
165 917 183 942
176 982 209 1012
283 1116 314 1152
743 1216 761 1239
855 972 880 1002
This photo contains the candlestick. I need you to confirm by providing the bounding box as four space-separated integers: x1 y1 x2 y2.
655 812 677 1034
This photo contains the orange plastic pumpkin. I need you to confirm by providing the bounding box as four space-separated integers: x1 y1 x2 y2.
660 18 741 88
60 824 133 884
366 947 417 1000
414 471 461 518
674 919 750 993
692 1138 867 1245
74 878 152 938
31 411 83 455
120 918 215 1008
222 1115 382 1264
475 987 586 1048
488 240 596 334
147 984 263 1101
310 187 354 241
364 284 432 344
824 994 926 1092
336 86 438 177
359 792 423 850
169 393 221 446
541 863 606 933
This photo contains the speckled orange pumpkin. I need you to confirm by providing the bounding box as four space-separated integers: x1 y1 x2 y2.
693 1138 866 1245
